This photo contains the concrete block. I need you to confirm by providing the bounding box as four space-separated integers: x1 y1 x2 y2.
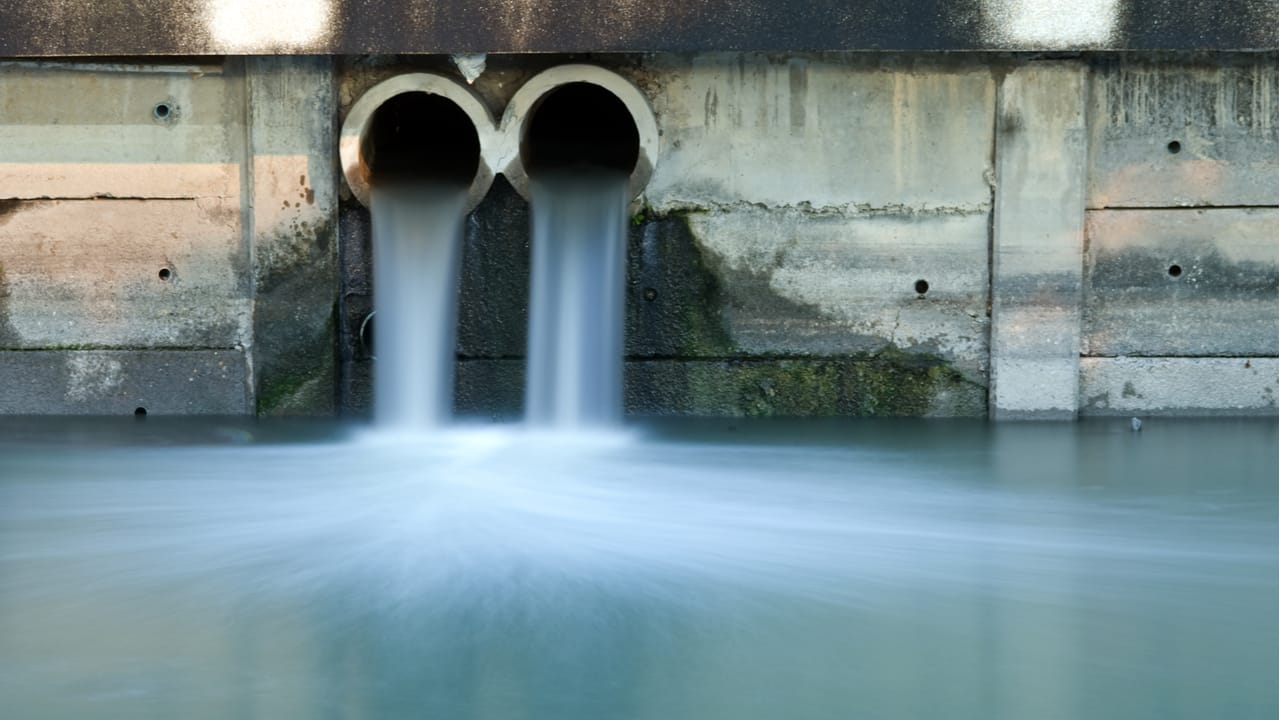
455 358 524 419
624 358 986 417
1083 208 1279 356
385 355 989 420
1088 58 1279 208
639 55 996 213
990 62 1089 420
0 62 243 200
247 57 339 415
1080 357 1278 416
0 198 249 349
456 180 531 359
0 349 248 414
678 209 990 375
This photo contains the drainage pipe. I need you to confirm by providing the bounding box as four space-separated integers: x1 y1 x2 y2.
339 73 497 209
339 73 495 428
498 65 660 201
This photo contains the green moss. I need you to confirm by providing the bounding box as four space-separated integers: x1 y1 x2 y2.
256 301 337 415
675 352 978 417
671 211 736 357
626 210 736 358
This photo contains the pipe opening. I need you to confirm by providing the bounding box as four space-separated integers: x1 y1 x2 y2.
362 92 481 187
521 82 640 175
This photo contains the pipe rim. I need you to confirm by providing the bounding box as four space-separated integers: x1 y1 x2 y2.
339 73 497 210
498 65 660 202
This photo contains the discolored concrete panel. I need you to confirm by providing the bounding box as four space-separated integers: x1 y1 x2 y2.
247 56 340 416
989 62 1089 420
1079 357 1278 416
640 54 997 214
0 350 248 415
0 61 245 200
1083 208 1279 356
676 209 990 377
1087 58 1279 208
0 198 249 349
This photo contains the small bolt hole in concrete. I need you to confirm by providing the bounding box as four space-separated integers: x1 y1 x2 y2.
158 267 173 281
1167 140 1181 154
1168 264 1183 278
643 288 658 302
914 279 929 297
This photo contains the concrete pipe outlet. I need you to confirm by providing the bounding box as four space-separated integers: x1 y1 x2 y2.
340 73 497 210
500 65 659 200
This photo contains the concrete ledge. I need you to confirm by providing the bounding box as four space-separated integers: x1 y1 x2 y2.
0 350 249 415
624 358 986 417
449 357 989 419
1080 357 1278 416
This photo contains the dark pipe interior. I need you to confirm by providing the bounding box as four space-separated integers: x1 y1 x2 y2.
522 83 640 174
362 92 480 186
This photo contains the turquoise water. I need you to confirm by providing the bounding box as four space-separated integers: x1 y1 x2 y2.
0 417 1275 719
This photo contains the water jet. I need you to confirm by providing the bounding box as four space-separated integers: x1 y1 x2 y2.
340 73 496 428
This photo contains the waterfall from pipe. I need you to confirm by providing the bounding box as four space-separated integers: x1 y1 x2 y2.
369 184 469 430
525 170 631 427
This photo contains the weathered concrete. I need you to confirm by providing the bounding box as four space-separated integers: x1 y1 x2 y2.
1083 208 1279 357
0 62 243 199
679 210 989 377
0 198 249 349
1080 357 1278 416
246 56 340 415
338 53 1275 420
0 52 1275 419
1 0 1275 56
1087 58 1278 208
449 356 987 419
639 54 996 214
989 62 1089 420
0 350 248 414
624 358 986 417
0 58 341 416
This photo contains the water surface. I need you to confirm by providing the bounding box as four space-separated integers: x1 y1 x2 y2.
0 417 1274 719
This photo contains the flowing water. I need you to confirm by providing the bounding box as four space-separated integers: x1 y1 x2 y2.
368 184 469 429
525 171 630 427
2 175 1275 718
0 417 1275 719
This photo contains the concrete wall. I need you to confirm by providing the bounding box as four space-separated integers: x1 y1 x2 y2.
0 53 1275 417
0 58 338 415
